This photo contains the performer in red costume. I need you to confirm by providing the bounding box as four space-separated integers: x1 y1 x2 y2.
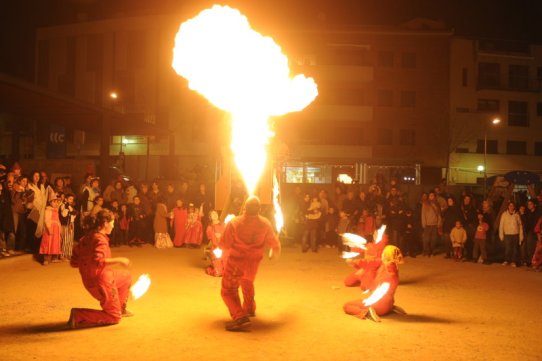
344 226 388 290
219 196 281 331
68 209 133 328
343 245 404 322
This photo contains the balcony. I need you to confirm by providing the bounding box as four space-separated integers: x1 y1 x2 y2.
476 78 541 93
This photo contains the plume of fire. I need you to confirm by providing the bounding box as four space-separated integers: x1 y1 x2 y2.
362 282 390 307
212 248 223 259
171 5 318 227
130 274 151 300
272 172 283 233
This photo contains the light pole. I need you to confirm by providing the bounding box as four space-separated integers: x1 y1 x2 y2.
483 117 501 197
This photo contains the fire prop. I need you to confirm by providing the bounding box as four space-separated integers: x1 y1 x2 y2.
213 248 223 259
172 5 318 227
224 214 236 224
362 282 390 307
341 233 367 259
130 274 151 300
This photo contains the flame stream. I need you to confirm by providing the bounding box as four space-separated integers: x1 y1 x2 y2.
362 282 390 307
172 5 317 200
273 172 284 233
130 274 151 300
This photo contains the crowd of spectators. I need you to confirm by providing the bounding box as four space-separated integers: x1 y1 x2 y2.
1 161 541 272
284 177 542 271
0 162 214 264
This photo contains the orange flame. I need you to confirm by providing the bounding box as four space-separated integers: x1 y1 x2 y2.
172 5 318 195
362 282 390 307
130 274 151 300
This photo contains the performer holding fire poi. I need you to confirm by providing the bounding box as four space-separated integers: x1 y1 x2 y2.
219 196 281 331
343 226 388 290
68 209 133 328
343 245 404 322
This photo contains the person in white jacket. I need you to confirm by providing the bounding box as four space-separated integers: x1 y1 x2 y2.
499 202 524 267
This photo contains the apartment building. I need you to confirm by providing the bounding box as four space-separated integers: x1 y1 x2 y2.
449 37 542 185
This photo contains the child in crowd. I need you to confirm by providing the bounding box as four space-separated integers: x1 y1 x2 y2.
183 203 203 248
154 198 174 249
108 200 120 247
40 195 62 265
128 195 146 247
400 208 417 258
450 220 467 261
117 204 130 246
173 199 187 247
473 212 489 264
59 193 77 260
356 208 375 242
205 210 226 276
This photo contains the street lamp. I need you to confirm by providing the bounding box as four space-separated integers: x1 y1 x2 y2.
483 117 501 197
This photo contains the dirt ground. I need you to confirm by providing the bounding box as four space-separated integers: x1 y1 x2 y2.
1 244 541 361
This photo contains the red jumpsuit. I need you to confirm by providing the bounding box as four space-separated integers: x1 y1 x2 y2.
70 231 132 328
205 222 227 277
344 234 388 289
219 214 281 320
343 262 399 318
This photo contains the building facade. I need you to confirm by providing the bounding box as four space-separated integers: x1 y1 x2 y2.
449 37 542 185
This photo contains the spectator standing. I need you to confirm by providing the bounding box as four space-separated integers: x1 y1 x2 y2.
499 202 524 267
173 199 188 247
421 192 441 256
154 197 173 249
473 212 490 264
442 197 462 259
524 200 541 265
450 220 467 261
59 193 77 260
39 195 62 265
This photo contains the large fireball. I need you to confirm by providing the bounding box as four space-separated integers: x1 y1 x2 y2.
172 5 318 194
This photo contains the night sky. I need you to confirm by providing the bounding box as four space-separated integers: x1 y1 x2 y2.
1 0 541 80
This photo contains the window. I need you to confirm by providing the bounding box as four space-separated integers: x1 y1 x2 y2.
283 164 332 184
537 102 542 116
399 129 415 146
326 47 371 66
508 64 529 90
127 31 147 70
478 62 500 87
462 68 468 87
477 99 500 112
476 139 498 154
377 128 393 145
284 166 304 183
508 101 529 126
37 40 50 87
377 90 393 107
86 34 103 71
318 87 370 106
535 142 542 156
506 141 527 155
401 52 416 68
400 91 416 107
378 51 394 67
